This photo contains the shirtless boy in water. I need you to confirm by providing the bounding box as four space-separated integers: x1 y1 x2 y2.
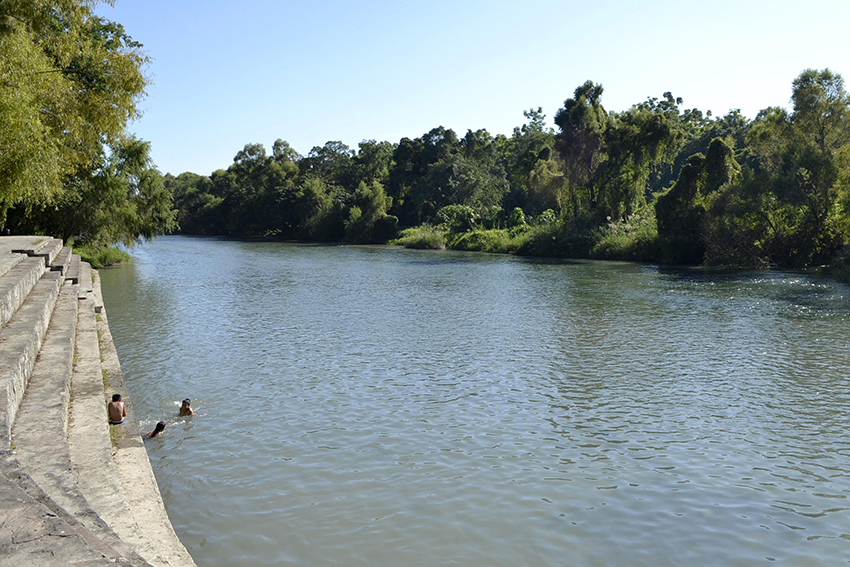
179 399 194 416
108 394 126 424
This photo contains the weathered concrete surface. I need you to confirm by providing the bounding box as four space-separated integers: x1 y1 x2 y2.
0 235 50 301
1 236 51 257
80 261 95 304
69 277 165 566
0 257 46 328
92 269 197 567
12 283 153 567
31 239 63 268
0 271 61 449
0 254 24 281
8 236 63 268
66 255 82 285
50 247 73 276
13 282 77 441
0 239 197 567
0 451 150 567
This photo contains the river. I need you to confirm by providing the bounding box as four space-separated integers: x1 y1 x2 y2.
98 236 850 566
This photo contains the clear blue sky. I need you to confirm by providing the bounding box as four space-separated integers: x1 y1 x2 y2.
96 0 850 176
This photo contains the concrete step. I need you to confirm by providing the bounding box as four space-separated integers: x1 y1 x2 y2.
66 255 82 285
11 284 154 567
68 283 168 566
34 239 63 268
0 451 144 567
0 252 24 280
7 236 53 256
12 238 63 268
12 282 77 444
0 271 61 449
49 247 73 277
0 257 47 328
80 260 96 307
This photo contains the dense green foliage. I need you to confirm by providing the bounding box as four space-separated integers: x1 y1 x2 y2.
1 0 176 247
167 69 850 272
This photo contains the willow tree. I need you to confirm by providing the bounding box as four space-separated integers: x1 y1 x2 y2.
0 0 148 222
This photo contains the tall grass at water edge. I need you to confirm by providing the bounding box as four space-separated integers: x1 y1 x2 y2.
74 244 131 268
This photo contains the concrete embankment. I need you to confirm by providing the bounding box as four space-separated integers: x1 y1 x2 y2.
0 236 196 567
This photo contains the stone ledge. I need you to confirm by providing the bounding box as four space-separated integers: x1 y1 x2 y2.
0 241 197 566
0 257 46 328
50 247 73 277
70 283 164 565
0 272 61 449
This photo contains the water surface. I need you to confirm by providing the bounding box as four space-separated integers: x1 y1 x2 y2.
99 236 850 566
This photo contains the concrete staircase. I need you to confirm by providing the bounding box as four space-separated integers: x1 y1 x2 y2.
0 236 196 567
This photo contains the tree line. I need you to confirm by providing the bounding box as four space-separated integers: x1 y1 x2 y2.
167 70 850 270
2 2 848 272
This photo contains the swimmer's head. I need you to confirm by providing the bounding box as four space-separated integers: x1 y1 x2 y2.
150 421 166 437
181 399 191 407
112 394 122 402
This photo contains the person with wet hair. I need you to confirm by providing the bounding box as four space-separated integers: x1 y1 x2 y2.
147 421 166 438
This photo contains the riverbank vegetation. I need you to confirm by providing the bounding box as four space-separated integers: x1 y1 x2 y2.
1 4 848 277
166 69 850 275
74 243 131 268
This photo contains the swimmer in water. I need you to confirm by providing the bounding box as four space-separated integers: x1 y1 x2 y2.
179 398 194 416
147 421 166 438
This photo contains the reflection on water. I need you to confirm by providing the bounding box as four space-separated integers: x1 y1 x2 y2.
99 237 850 566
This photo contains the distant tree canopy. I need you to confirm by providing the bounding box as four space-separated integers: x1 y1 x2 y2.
165 68 850 269
1 0 176 245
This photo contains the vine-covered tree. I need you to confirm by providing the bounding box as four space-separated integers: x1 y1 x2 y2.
656 138 740 263
554 81 682 223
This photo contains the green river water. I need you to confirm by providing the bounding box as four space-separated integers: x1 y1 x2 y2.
99 236 850 566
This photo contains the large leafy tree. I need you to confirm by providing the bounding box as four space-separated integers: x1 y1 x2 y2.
215 142 301 236
0 0 148 222
386 127 510 225
554 81 609 217
352 140 394 187
299 141 354 188
726 69 850 267
388 127 461 225
344 180 396 243
791 68 850 153
554 81 682 223
168 172 222 235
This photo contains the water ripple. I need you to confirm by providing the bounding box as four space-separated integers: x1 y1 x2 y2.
100 238 850 567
